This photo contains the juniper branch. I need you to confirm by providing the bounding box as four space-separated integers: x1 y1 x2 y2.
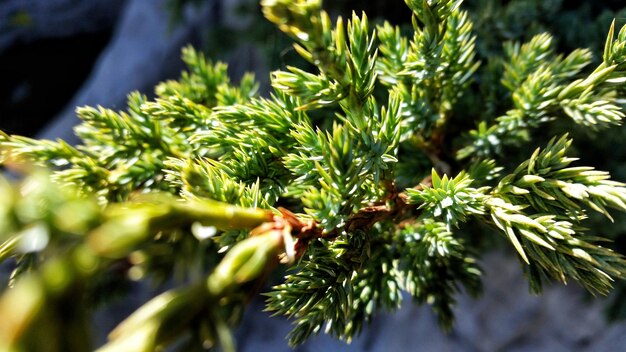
2 0 626 350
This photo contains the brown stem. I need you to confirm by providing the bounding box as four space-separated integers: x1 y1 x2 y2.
273 175 433 261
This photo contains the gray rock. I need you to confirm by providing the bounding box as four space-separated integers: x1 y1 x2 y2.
0 0 126 53
35 0 268 145
585 323 626 351
37 0 216 144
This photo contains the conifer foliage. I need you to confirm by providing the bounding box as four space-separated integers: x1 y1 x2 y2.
2 0 626 350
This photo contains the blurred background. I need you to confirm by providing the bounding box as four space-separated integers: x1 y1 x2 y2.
3 0 626 350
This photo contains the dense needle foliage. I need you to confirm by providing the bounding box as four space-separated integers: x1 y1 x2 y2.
3 0 626 350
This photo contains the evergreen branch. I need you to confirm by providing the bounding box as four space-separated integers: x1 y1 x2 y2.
156 46 258 107
347 235 403 337
265 232 370 346
266 4 377 111
409 135 626 294
406 169 487 227
498 135 626 220
0 171 288 351
399 219 481 329
271 66 345 109
375 1 480 170
165 157 275 209
2 135 89 168
459 23 626 160
141 93 214 139
376 21 409 86
501 33 556 92
484 136 626 293
484 196 626 295
3 0 626 349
